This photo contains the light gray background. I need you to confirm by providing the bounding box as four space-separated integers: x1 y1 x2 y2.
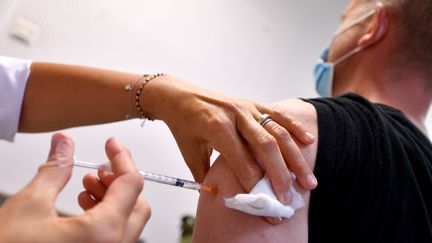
0 0 430 242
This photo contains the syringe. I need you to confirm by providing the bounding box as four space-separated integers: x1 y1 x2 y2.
73 160 216 193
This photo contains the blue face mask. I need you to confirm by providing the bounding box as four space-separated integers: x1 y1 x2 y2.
314 9 378 97
314 49 333 97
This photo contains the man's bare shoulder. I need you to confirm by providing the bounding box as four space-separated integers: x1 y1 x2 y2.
268 97 318 149
267 98 317 128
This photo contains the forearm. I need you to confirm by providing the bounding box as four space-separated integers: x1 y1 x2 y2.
17 61 318 199
19 62 149 132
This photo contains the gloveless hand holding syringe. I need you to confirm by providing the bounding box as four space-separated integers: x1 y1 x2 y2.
73 159 216 193
75 159 305 219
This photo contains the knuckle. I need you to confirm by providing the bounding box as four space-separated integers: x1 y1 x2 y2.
123 172 144 193
225 100 242 114
294 159 310 171
207 116 232 136
135 198 152 221
272 125 292 141
226 99 255 117
128 172 144 186
289 157 307 170
37 163 51 173
271 108 285 120
290 119 301 128
258 134 278 151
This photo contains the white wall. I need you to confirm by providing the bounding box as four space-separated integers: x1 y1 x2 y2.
0 0 430 242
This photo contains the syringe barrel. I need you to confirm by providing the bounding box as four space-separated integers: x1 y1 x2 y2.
74 160 202 191
139 171 200 190
140 171 178 185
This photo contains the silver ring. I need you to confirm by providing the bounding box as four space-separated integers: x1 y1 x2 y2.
258 114 273 127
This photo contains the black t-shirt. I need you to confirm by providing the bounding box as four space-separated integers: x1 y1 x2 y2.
305 93 432 243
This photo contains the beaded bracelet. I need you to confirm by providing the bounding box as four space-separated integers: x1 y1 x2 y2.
124 75 145 120
125 73 165 126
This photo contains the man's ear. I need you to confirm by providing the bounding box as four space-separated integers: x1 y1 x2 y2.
358 2 388 46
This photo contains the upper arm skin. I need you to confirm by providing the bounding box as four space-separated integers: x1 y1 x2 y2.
192 99 319 243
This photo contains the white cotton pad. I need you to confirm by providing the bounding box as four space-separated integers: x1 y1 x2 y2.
224 176 304 218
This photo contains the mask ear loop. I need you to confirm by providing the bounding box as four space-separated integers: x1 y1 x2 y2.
333 46 365 66
334 9 376 36
332 9 379 66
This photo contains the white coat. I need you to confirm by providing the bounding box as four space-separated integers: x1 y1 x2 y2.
0 56 31 141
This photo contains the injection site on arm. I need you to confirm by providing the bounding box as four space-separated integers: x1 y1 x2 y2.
224 174 305 218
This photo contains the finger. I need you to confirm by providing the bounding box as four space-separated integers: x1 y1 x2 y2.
202 106 265 192
237 113 292 204
175 138 211 183
105 138 140 177
82 173 107 201
26 132 74 205
78 191 97 210
264 216 283 225
212 130 264 192
97 168 116 187
263 121 317 190
92 137 144 226
257 104 315 145
122 197 152 243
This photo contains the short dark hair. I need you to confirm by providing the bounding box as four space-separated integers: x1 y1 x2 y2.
376 0 432 80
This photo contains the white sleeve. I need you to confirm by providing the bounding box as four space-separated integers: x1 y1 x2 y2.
0 56 32 142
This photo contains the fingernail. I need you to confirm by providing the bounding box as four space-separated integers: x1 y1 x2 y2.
55 139 72 166
307 174 317 188
108 137 122 154
306 132 315 141
100 162 114 176
265 217 283 225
